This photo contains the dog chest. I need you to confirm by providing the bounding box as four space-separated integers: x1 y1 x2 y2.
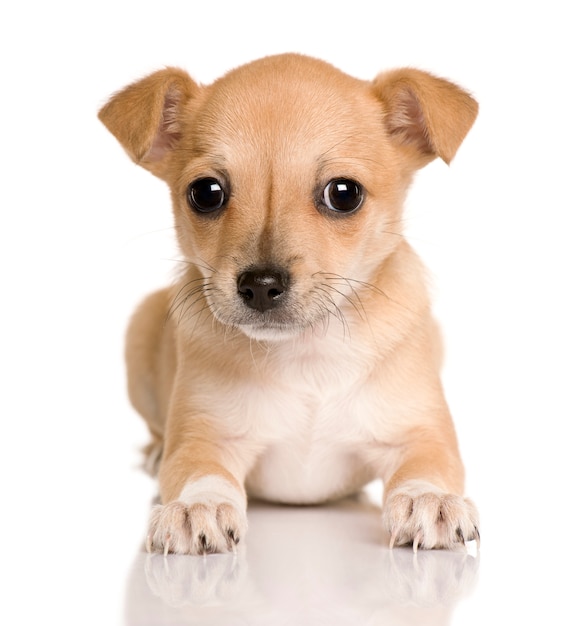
187 331 393 503
240 351 381 503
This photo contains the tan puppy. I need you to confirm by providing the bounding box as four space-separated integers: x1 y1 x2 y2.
99 53 479 555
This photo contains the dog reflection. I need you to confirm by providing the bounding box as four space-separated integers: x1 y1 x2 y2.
126 499 478 624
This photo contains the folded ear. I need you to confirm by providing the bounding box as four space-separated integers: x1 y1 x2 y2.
98 68 199 178
372 68 478 166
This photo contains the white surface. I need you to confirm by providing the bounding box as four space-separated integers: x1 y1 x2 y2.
126 493 481 626
1 1 568 625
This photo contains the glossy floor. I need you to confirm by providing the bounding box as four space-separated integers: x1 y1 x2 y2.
117 480 564 626
125 494 480 626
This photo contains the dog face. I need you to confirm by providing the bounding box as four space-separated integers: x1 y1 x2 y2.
100 54 477 341
170 57 409 341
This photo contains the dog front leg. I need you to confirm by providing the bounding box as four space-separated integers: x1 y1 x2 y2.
146 422 248 555
382 435 479 552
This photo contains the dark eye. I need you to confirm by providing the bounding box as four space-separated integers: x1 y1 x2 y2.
187 177 226 213
322 179 364 213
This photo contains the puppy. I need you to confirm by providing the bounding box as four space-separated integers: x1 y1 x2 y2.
99 53 479 555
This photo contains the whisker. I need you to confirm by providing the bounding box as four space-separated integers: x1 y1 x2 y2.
183 299 212 326
317 272 390 305
167 281 210 323
340 278 398 307
319 280 366 321
314 270 419 321
312 286 351 340
168 257 219 275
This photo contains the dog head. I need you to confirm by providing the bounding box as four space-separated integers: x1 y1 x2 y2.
99 54 477 341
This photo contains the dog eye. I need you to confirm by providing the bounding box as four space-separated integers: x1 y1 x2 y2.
322 179 363 213
187 178 226 213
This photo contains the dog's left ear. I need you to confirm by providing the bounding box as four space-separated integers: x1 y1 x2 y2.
98 68 199 179
373 69 478 166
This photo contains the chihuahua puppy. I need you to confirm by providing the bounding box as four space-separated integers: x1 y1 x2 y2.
99 53 479 555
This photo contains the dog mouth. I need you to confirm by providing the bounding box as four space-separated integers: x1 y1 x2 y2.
222 267 305 339
220 301 312 341
214 295 321 341
188 266 357 342
237 320 306 341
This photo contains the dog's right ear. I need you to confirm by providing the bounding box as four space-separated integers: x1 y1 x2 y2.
98 68 199 178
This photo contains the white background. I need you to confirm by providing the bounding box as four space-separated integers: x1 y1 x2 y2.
1 1 568 624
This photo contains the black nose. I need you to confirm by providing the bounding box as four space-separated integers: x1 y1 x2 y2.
237 268 289 312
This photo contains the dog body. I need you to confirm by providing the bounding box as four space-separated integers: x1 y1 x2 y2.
100 54 479 554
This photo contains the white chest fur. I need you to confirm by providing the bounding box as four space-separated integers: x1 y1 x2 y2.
208 327 392 504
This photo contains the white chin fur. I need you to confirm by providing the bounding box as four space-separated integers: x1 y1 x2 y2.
238 324 304 342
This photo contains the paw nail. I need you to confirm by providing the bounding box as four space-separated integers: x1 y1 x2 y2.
198 533 212 555
227 529 240 547
412 533 422 553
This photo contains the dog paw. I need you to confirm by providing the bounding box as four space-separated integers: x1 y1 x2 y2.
146 500 247 555
384 481 479 552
